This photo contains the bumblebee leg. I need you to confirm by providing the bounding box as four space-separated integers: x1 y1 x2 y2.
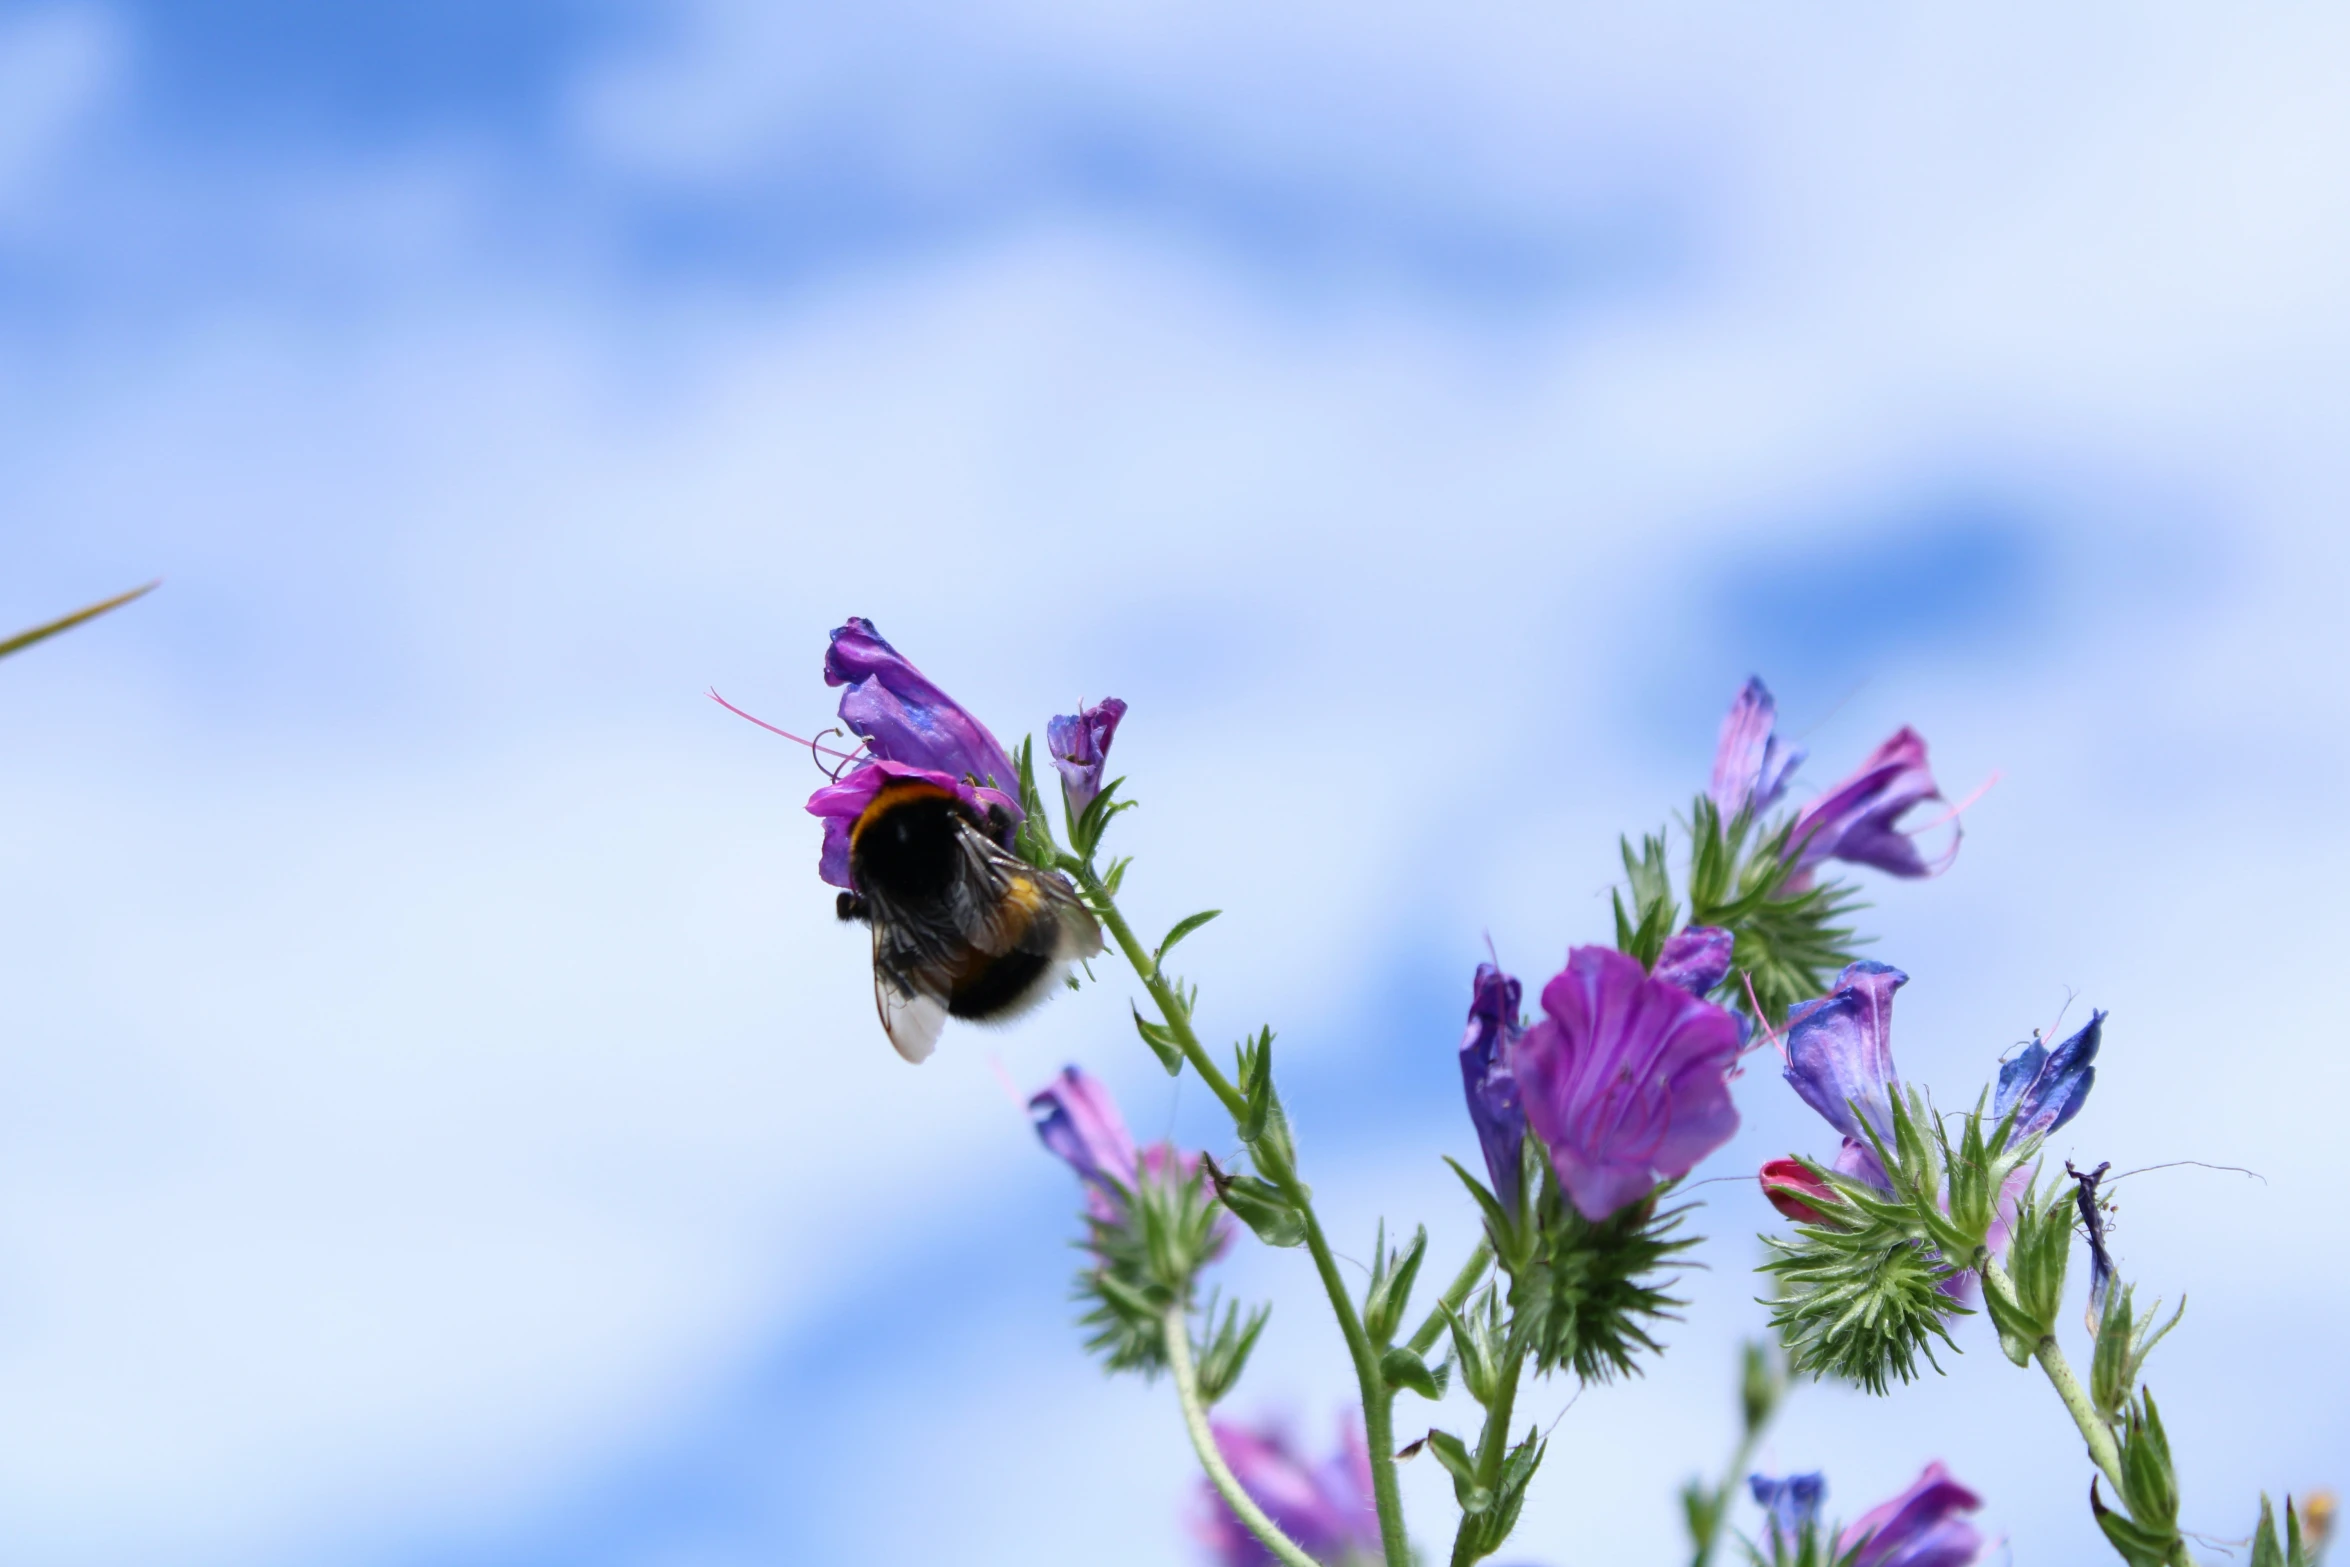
836 891 868 923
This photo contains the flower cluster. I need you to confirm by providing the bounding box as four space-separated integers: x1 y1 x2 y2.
758 629 2301 1567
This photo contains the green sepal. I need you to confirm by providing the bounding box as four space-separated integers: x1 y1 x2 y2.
1069 1156 1226 1378
1200 1154 1307 1248
1439 1288 1509 1408
1010 737 1063 869
1984 1177 2070 1366
2091 1480 2180 1567
1422 1428 1490 1514
1068 775 1138 859
1130 1004 1184 1076
1363 1223 1429 1346
1453 1427 1546 1564
1190 1295 1272 1406
1099 856 1132 896
2091 1284 2186 1426
1614 829 1678 969
1378 1344 1446 1401
1739 1337 1787 1436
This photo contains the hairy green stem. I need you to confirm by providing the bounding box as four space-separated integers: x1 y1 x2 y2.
1981 1257 2125 1492
1406 1240 1494 1358
1081 863 1412 1567
1165 1303 1323 1567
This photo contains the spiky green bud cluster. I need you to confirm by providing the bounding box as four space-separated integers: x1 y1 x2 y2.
1071 1158 1230 1377
1613 797 1866 1025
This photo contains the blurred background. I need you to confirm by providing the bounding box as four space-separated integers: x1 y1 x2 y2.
2 3 2346 1563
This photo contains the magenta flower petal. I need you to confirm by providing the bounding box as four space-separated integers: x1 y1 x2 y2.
1782 961 1908 1151
1711 677 1807 818
1654 925 1735 997
1194 1417 1379 1567
1788 727 1957 879
1508 946 1743 1222
1836 1463 1985 1567
802 757 1019 891
1046 697 1128 816
1458 963 1528 1214
824 617 1022 797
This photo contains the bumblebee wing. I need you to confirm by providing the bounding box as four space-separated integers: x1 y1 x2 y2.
951 827 1104 961
872 935 949 1064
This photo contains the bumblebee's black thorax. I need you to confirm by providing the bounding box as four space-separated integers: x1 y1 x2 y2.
848 788 965 905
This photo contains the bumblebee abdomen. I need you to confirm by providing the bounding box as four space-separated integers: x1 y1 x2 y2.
946 946 1055 1019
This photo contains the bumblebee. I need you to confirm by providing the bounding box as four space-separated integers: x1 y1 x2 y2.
835 776 1104 1062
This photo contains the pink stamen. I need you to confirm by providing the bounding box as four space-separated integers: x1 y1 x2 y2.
1743 971 1789 1064
706 688 865 763
986 1053 1031 1115
1911 769 2002 835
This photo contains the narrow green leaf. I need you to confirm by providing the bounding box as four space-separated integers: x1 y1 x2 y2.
1155 909 1222 966
0 581 156 662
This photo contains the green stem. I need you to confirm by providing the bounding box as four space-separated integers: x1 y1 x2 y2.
1690 1421 1766 1567
1406 1240 1494 1358
1080 862 1412 1567
1981 1257 2125 1491
1165 1303 1324 1567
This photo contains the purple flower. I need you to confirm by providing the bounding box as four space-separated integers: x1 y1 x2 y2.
1507 946 1744 1222
1458 963 1528 1214
1993 1012 2103 1140
1782 960 1907 1159
1836 1463 1985 1567
1788 728 1959 880
1046 697 1128 817
1750 1472 1827 1550
806 619 1024 888
1654 925 1735 997
1030 1065 1140 1223
1030 1065 1229 1246
1193 1417 1380 1567
825 617 1021 793
1712 677 1807 818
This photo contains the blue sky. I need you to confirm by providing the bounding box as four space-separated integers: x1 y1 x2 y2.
3 3 2348 1565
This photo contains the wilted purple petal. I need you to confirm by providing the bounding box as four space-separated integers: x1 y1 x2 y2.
1193 1417 1380 1567
1750 1472 1827 1547
1711 677 1808 818
824 617 1023 801
1993 1012 2103 1140
1837 1463 1985 1567
804 758 1016 891
1788 728 1957 879
1783 962 1909 1150
1046 697 1128 817
1508 946 1743 1222
1655 925 1735 997
1458 963 1528 1214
